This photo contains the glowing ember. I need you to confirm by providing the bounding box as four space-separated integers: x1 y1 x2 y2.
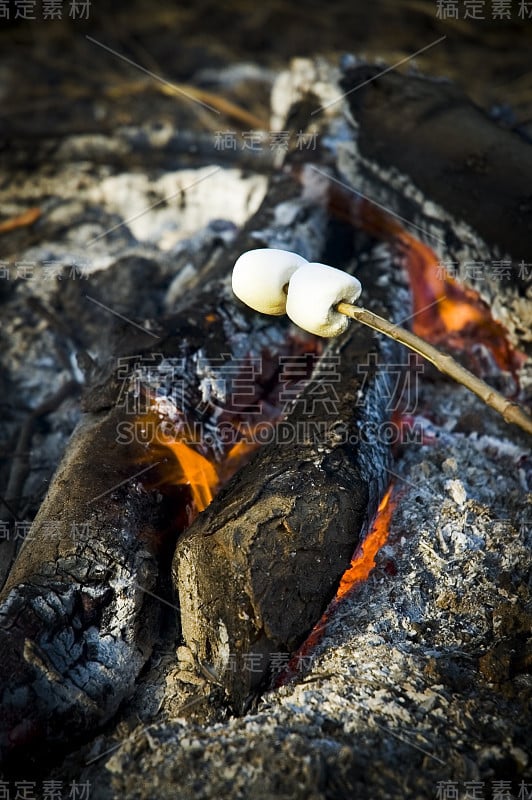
398 231 524 379
157 431 264 513
336 485 395 599
276 484 397 686
136 343 321 522
322 178 526 381
143 416 261 518
219 437 262 484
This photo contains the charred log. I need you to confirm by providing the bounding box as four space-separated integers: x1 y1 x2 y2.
173 311 396 714
340 65 532 273
337 65 532 365
0 407 166 764
2 45 530 797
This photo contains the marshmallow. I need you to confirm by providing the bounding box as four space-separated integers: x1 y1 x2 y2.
232 248 308 315
286 262 362 337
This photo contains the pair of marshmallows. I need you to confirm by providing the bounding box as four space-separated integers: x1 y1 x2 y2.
232 248 362 338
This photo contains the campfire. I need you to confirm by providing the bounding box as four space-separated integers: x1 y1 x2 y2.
0 50 530 800
135 192 530 705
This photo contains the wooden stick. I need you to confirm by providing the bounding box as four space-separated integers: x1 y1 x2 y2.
337 302 532 436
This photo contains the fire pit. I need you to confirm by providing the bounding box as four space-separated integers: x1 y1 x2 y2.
0 20 530 800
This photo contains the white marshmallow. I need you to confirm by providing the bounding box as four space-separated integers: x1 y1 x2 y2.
286 262 362 337
232 248 309 315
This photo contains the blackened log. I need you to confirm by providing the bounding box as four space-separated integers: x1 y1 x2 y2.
65 58 531 800
338 66 532 364
341 66 532 270
0 407 167 765
173 255 402 714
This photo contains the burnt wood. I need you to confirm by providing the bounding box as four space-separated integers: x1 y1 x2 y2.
173 310 396 713
0 408 165 763
337 65 532 376
341 66 532 273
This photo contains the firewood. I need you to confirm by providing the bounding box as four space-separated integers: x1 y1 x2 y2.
2 51 529 796
87 60 531 800
337 65 532 363
340 65 532 271
173 255 400 714
0 406 166 762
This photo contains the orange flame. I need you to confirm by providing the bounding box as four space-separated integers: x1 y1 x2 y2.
336 485 395 599
276 484 397 686
157 433 264 514
138 343 321 521
158 439 218 512
400 233 524 377
128 401 259 522
323 181 526 381
355 198 525 379
148 421 261 516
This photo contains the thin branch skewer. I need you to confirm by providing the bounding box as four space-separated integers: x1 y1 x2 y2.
337 302 532 436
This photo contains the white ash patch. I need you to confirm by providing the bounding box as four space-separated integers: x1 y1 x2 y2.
85 167 266 249
270 58 341 132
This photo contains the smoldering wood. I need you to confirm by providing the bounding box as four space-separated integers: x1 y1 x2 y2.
340 65 532 271
0 405 168 763
0 381 81 589
173 303 396 714
101 423 532 800
337 65 532 368
96 62 531 797
1 45 530 799
108 62 529 798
